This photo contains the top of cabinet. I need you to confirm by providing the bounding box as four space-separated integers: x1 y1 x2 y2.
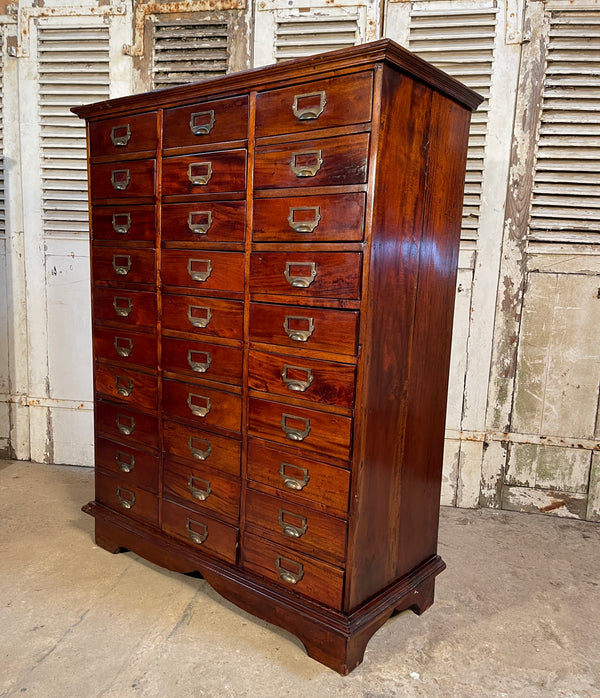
72 39 482 121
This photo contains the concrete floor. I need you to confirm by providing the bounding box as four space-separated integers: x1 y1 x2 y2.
1 460 599 698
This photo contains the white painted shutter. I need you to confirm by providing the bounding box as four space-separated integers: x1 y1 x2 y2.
407 6 498 244
152 20 230 88
38 25 110 236
0 25 5 235
529 8 600 247
274 14 360 61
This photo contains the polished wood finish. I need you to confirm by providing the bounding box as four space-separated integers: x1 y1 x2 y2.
75 39 480 675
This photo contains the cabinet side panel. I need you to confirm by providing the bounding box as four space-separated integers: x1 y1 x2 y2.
346 66 432 610
396 93 471 575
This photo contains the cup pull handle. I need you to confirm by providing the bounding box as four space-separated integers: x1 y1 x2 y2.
187 210 212 235
189 109 215 135
279 462 310 491
275 555 304 585
114 336 133 357
287 206 321 233
283 315 314 342
187 393 211 418
187 258 212 282
187 305 212 328
284 261 317 288
290 150 322 178
112 212 131 234
188 475 212 501
188 435 212 461
112 254 132 276
292 90 326 120
115 375 134 397
278 509 308 538
187 349 212 373
281 413 310 442
113 296 132 317
110 124 131 146
115 450 135 473
116 413 135 436
187 161 212 186
281 364 313 393
186 518 208 545
116 486 135 509
111 169 130 191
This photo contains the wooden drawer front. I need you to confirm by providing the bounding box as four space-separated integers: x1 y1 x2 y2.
247 439 350 513
253 193 365 243
163 458 240 522
90 160 156 200
93 327 157 368
163 96 248 149
162 337 243 386
95 363 157 411
249 303 358 356
92 247 156 285
242 532 343 609
255 71 373 138
248 397 352 461
92 205 155 243
248 350 355 410
96 470 158 526
95 401 159 451
162 294 243 340
162 150 246 196
250 252 361 300
162 201 245 244
245 490 347 565
95 436 158 492
89 111 158 158
162 250 244 293
163 419 241 477
163 379 242 434
93 288 157 329
254 133 369 190
162 500 238 564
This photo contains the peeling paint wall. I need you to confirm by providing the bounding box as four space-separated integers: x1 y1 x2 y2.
1 0 600 523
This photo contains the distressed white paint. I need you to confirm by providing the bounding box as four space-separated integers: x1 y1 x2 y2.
588 453 600 522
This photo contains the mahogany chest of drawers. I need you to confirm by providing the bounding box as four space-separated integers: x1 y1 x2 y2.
73 39 481 674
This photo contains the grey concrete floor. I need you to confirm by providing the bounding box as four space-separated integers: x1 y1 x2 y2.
1 459 599 698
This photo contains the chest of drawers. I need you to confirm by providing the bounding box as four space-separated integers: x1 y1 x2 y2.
74 39 481 674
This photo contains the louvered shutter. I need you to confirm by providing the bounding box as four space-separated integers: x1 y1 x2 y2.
407 7 497 244
153 20 230 88
274 15 360 61
38 25 110 236
0 25 5 236
529 7 600 246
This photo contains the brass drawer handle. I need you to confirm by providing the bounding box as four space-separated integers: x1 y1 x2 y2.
288 206 321 233
116 486 135 509
187 393 211 418
112 254 132 275
188 161 212 186
113 296 132 317
278 509 308 538
112 212 131 234
110 124 131 147
187 305 212 328
284 261 317 288
115 450 135 473
292 90 326 120
281 364 313 393
283 315 314 342
111 169 130 191
275 555 304 585
116 413 135 436
187 210 212 235
188 475 212 501
115 375 134 397
281 413 310 442
187 258 212 282
187 349 211 373
290 150 322 178
188 435 212 461
279 462 310 491
114 336 133 357
189 109 215 135
186 518 208 545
